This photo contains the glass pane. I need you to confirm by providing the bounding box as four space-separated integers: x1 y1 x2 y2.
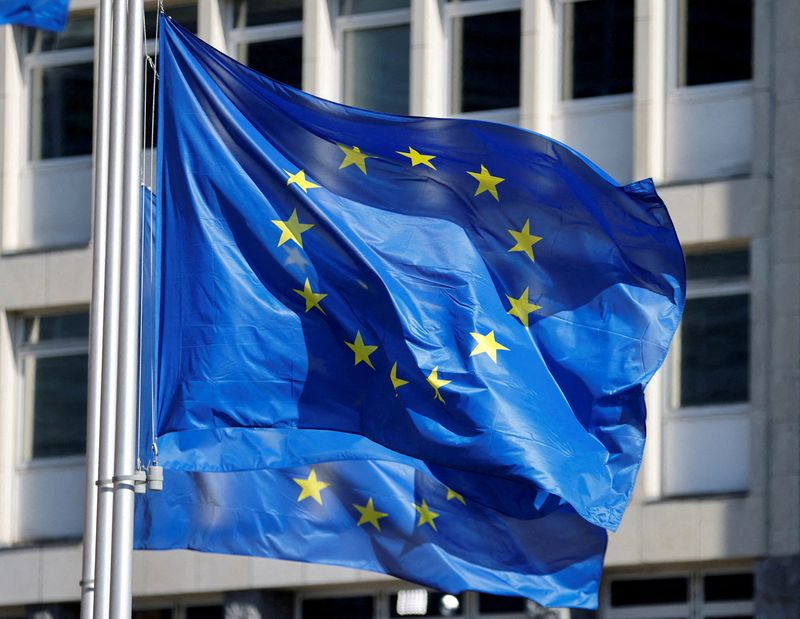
185 606 223 619
28 14 94 53
302 597 373 619
682 0 752 86
339 0 409 14
133 611 173 619
686 249 749 281
563 0 634 99
390 591 463 617
703 573 754 601
25 353 88 459
238 37 303 89
478 593 527 613
145 5 198 40
610 577 690 606
343 25 410 115
24 312 90 343
679 294 750 406
451 10 520 113
30 62 94 160
235 0 302 27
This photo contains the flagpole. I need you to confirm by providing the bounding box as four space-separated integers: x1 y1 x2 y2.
108 0 144 612
91 0 128 614
79 0 113 615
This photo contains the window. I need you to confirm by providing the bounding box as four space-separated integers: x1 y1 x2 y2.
26 13 94 160
662 248 750 496
339 0 410 115
231 0 303 90
302 596 373 619
184 606 223 619
562 0 634 99
678 0 752 87
605 570 754 619
674 249 750 408
448 1 520 114
19 311 89 461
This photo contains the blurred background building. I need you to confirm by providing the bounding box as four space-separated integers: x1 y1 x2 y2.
0 0 798 617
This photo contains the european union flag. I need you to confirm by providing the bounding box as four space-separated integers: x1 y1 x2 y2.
0 0 68 30
135 15 684 607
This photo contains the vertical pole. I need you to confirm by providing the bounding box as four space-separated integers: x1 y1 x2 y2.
108 0 144 613
92 0 127 615
79 0 113 616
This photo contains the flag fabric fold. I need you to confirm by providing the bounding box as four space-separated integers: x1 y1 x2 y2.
135 15 685 607
0 0 68 31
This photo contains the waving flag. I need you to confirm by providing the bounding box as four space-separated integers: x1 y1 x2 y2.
0 0 68 31
135 15 684 607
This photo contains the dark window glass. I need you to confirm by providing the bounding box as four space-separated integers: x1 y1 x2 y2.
478 593 527 613
185 606 223 619
302 597 373 619
682 0 752 86
685 249 749 280
610 577 689 606
340 0 409 13
451 10 520 112
390 591 463 617
27 353 89 458
30 62 94 160
133 611 173 619
343 25 410 115
145 5 198 39
27 14 93 52
235 0 303 26
564 0 634 99
680 294 749 406
25 312 90 343
704 573 754 601
239 37 304 89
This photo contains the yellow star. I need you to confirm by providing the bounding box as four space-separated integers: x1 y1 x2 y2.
506 287 542 327
293 469 330 504
345 330 379 369
338 144 374 174
446 488 466 505
285 169 320 193
271 209 314 248
353 497 389 531
293 278 327 314
470 330 510 363
390 362 409 392
467 164 505 201
396 147 436 169
413 499 440 531
426 367 451 403
507 219 543 261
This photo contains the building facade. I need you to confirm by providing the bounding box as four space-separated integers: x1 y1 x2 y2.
0 0 798 617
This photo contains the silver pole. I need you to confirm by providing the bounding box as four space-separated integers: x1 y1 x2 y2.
92 0 127 615
108 0 144 613
79 0 113 615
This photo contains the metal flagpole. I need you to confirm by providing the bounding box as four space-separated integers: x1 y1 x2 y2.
92 0 128 615
108 0 144 612
79 0 113 615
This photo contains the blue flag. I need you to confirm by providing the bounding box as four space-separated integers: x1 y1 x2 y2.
135 15 684 607
0 0 68 31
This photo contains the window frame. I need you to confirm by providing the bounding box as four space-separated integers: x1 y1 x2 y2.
228 0 304 76
15 309 90 468
334 4 411 113
667 0 754 97
23 10 96 165
556 0 636 106
443 0 521 123
602 567 755 619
